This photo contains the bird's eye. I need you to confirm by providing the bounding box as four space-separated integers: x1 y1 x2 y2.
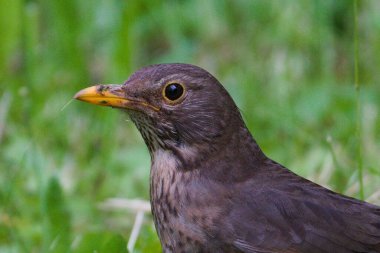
163 83 185 101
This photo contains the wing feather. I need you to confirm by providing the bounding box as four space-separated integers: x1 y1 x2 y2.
224 161 380 253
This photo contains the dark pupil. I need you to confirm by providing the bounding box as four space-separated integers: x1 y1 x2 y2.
165 83 183 100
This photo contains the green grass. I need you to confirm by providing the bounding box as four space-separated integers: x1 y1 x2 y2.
1 1 380 252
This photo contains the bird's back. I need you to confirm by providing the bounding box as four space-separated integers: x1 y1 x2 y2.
222 159 380 253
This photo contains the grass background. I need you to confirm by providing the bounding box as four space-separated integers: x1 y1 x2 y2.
1 0 380 252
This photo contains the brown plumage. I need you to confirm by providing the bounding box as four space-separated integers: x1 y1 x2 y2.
75 63 380 253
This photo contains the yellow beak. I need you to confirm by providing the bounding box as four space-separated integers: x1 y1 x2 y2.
74 85 128 108
74 84 159 111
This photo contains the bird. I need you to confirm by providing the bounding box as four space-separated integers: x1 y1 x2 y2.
74 63 380 253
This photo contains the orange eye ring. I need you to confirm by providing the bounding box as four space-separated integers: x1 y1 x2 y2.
162 82 186 103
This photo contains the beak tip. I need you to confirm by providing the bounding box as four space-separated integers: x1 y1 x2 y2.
73 90 83 100
73 93 79 100
73 86 99 101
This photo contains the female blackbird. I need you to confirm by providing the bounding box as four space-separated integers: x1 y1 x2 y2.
75 63 380 253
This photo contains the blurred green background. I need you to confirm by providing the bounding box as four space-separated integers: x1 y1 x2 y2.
1 0 380 252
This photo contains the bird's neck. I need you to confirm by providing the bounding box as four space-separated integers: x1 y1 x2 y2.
151 122 266 178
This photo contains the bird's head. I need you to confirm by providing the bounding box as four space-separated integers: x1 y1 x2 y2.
75 63 251 167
